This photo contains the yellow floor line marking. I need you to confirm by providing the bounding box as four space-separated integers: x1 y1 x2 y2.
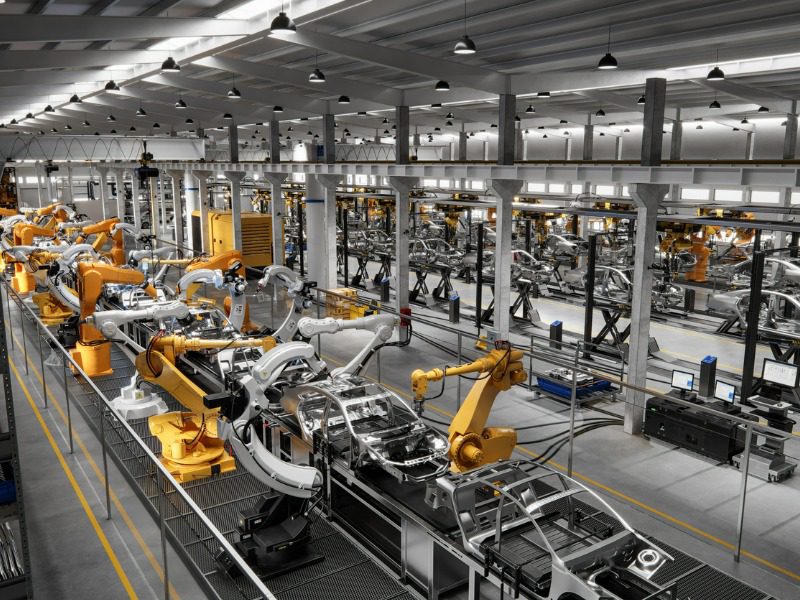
323 353 800 583
10 329 181 600
9 360 139 599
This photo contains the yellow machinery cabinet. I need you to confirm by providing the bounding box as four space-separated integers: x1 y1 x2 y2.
193 210 274 268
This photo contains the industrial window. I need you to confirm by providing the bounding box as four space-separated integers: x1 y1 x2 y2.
346 175 354 185
681 187 710 200
25 177 38 185
549 183 565 193
527 182 546 192
355 174 369 185
595 185 615 196
252 173 260 181
439 179 451 188
792 192 800 205
715 189 743 202
423 178 438 187
750 190 780 204
621 186 630 196
293 173 306 183
571 184 583 194
470 180 485 190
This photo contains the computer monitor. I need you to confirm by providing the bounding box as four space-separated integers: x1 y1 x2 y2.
714 380 737 404
671 370 694 392
761 359 800 388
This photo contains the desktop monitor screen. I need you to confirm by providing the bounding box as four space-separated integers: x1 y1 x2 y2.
671 370 694 392
761 359 799 388
714 381 736 404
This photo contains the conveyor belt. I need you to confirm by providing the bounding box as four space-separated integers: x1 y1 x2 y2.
55 342 413 600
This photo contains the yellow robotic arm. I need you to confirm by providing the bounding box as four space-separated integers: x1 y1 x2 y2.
411 344 526 472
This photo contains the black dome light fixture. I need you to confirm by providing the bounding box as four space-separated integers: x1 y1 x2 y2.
709 96 721 109
24 112 33 119
161 56 181 72
105 79 120 91
44 104 55 113
637 94 646 105
526 104 535 113
435 80 450 92
453 0 477 55
110 129 117 134
136 106 147 117
175 97 187 109
758 105 770 113
338 95 350 104
107 114 116 122
223 113 233 120
82 120 91 127
129 126 136 132
70 94 82 103
152 122 160 129
227 75 242 99
50 127 58 133
597 25 618 69
273 105 283 113
537 91 550 98
707 50 724 81
270 1 296 35
596 108 606 117
185 118 194 125
64 123 72 130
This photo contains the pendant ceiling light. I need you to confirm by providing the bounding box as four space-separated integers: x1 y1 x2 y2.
596 109 606 117
44 105 54 113
453 0 476 55
446 112 454 119
105 79 120 91
637 95 646 105
107 114 116 122
153 123 160 129
50 128 57 133
70 94 81 103
24 112 33 119
227 76 242 99
597 25 618 69
175 97 187 109
338 95 350 104
309 63 325 83
161 56 180 72
707 50 724 81
435 80 450 92
758 106 769 113
110 129 117 134
223 113 233 120
185 118 194 124
82 120 90 127
270 1 296 35
526 105 535 113
273 106 283 113
136 106 147 117
63 124 72 130
537 91 550 98
709 97 721 109
129 126 136 132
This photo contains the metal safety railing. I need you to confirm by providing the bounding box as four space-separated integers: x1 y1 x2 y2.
0 279 277 600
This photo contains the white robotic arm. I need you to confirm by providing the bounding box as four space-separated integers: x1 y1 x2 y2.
175 267 248 331
259 266 316 341
128 247 173 262
57 219 95 232
87 301 190 343
176 268 225 300
297 314 397 377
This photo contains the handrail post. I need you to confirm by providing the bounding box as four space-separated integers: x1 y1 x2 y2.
37 327 47 408
735 423 754 562
63 357 74 454
567 342 580 478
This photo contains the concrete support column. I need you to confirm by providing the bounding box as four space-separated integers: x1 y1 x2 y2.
183 168 198 252
112 169 125 221
264 172 288 265
128 169 142 229
515 126 524 161
497 93 516 165
224 171 246 250
640 78 667 166
583 123 594 160
388 176 417 313
745 130 756 159
229 123 239 163
395 106 410 165
45 169 54 204
565 138 573 160
34 164 43 208
458 130 468 161
614 135 623 160
323 113 335 164
783 102 798 160
270 118 281 164
157 171 167 241
66 163 74 204
194 170 212 254
167 170 185 248
489 179 523 340
97 168 109 220
625 184 669 434
305 174 340 290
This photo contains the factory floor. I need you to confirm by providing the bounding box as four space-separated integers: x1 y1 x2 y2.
317 258 800 599
3 297 207 600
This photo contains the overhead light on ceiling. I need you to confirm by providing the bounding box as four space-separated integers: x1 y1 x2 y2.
94 131 99 136
8 119 16 125
82 120 90 127
435 80 450 92
453 0 477 55
136 106 147 117
543 134 548 138
50 128 57 133
70 94 81 103
514 115 521 122
526 105 535 113
434 126 441 131
563 131 569 136
709 98 721 109
758 106 769 113
307 130 313 135
537 91 550 98
273 106 283 113
781 120 788 126
44 105 54 113
707 50 724 80
24 112 33 119
446 120 453 126
357 111 367 116
227 80 242 98
64 124 72 130
597 25 618 69
185 118 194 124
270 2 297 35
383 129 390 135
741 117 749 124
309 68 326 83
637 95 646 105
223 113 233 120
696 124 703 129
596 109 606 116
161 56 181 72
313 134 319 139
107 114 116 122
338 95 350 104
153 123 160 129
288 126 294 131
559 119 568 124
175 98 187 109
104 79 120 91
732 127 740 131
129 126 136 132
38 130 45 135
599 132 605 136
624 128 630 133
110 129 117 134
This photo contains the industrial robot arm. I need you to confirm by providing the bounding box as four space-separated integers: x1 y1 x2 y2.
87 301 191 344
258 266 316 341
297 314 397 377
176 266 249 331
410 343 527 472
